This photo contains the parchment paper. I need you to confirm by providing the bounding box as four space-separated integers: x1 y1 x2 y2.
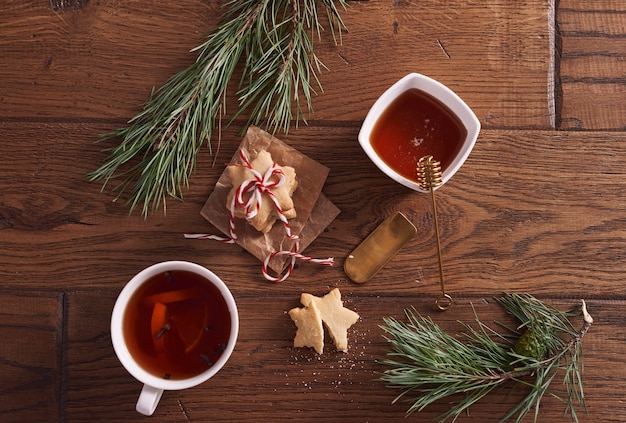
200 126 340 274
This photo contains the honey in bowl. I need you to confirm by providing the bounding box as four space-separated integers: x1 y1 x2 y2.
370 88 467 182
122 270 232 380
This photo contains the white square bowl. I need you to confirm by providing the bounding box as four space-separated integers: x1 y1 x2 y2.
358 73 481 192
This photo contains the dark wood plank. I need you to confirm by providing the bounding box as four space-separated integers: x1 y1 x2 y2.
1 1 625 422
0 291 62 422
314 0 556 128
2 122 626 299
64 290 622 422
558 0 626 130
0 0 554 129
0 1 221 120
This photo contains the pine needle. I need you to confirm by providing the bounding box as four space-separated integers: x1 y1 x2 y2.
87 0 349 217
379 293 592 423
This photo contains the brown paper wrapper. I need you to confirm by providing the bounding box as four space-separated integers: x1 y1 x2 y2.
201 126 340 274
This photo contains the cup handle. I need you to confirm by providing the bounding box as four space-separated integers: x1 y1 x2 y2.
136 384 163 416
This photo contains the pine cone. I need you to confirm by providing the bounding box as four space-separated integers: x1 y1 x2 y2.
514 328 548 360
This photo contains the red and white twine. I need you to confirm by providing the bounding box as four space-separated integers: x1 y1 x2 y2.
185 149 333 282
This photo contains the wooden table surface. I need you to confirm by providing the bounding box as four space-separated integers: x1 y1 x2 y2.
1 1 625 422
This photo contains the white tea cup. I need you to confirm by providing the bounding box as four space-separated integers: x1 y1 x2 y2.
111 261 238 416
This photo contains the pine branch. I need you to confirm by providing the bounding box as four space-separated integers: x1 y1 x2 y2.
87 0 349 217
379 293 592 423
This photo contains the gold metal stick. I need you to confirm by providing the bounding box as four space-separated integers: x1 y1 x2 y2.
417 155 453 311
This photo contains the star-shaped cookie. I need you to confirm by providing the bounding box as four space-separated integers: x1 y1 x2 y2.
226 150 298 233
288 300 324 354
300 288 360 352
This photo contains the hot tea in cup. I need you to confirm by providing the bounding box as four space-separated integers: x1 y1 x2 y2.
111 261 238 416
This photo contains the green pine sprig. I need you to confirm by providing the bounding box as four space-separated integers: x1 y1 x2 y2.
87 0 349 217
379 293 593 423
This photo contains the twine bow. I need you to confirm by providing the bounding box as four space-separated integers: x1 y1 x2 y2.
185 149 333 282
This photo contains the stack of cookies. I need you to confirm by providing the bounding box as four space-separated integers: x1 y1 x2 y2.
200 126 340 276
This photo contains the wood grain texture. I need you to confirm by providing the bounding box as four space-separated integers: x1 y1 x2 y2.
2 123 626 299
0 0 625 421
63 291 622 422
558 0 626 129
0 1 221 120
0 292 62 423
0 0 554 128
314 0 556 128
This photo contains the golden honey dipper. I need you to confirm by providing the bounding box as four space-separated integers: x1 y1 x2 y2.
417 155 453 311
